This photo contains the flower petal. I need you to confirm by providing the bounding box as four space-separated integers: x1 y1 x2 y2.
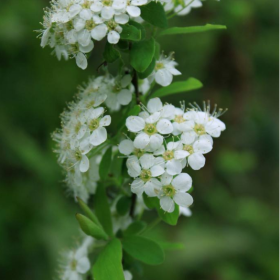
174 193 193 208
166 159 182 175
147 98 162 113
139 154 155 169
188 153 205 170
126 116 145 132
150 165 165 177
160 196 175 212
76 256 90 274
172 173 192 191
80 155 89 173
134 133 150 149
156 119 173 134
119 139 134 155
89 127 107 146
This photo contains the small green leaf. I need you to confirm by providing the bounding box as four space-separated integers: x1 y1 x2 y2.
130 38 155 72
122 236 165 265
94 184 113 236
93 238 125 280
120 24 141 41
129 20 146 40
140 2 168 29
99 146 112 180
150 78 203 98
76 214 108 240
127 105 141 116
103 42 120 63
157 204 180 226
124 221 147 236
137 57 155 79
160 24 227 36
77 197 101 227
116 196 131 216
143 193 158 209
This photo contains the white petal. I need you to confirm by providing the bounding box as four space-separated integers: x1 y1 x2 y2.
167 141 179 151
144 179 160 197
74 18 86 32
161 172 173 186
134 133 150 149
126 6 141 17
115 14 129 24
117 89 132 105
193 137 212 154
145 112 161 124
126 116 145 132
131 178 144 195
160 196 175 212
119 139 134 155
76 257 90 274
161 104 175 120
41 27 50 47
150 165 165 177
79 40 94 53
147 98 162 113
79 9 92 20
155 69 173 87
188 153 205 170
89 127 107 146
100 115 111 126
139 154 155 169
101 7 115 20
80 155 89 172
108 30 120 44
181 131 196 144
78 30 91 47
131 0 147 5
90 2 103 12
179 120 195 131
91 24 108 41
174 150 189 159
123 271 133 280
166 159 182 175
76 52 87 70
172 173 192 191
157 119 173 134
174 193 193 208
89 107 104 119
149 134 163 150
126 156 141 177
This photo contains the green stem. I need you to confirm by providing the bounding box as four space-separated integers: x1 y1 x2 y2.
167 0 196 20
141 217 162 234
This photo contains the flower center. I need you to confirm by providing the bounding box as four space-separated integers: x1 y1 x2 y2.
82 1 91 8
144 123 157 136
66 21 74 31
112 84 121 93
74 122 82 134
183 144 194 154
194 124 206 135
102 0 113 6
88 119 99 131
140 169 152 182
86 99 95 109
162 184 176 198
133 148 145 158
163 150 174 161
174 115 184 123
70 259 77 271
85 19 96 30
75 150 82 161
155 62 164 71
107 20 117 30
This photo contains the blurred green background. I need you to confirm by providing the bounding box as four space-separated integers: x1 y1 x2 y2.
0 0 278 279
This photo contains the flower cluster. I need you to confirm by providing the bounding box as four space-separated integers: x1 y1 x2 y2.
40 0 149 69
119 97 226 212
52 76 112 201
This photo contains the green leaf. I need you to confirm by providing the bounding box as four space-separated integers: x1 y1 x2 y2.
94 184 113 236
127 104 141 117
103 42 120 63
129 20 146 40
140 2 168 29
157 204 180 226
99 146 112 180
138 57 156 79
120 24 141 41
124 221 147 236
77 197 101 227
160 24 227 36
93 238 125 280
76 214 108 240
150 77 203 98
116 196 131 216
122 236 165 265
130 38 155 72
143 193 158 209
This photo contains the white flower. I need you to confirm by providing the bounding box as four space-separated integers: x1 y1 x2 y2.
149 53 181 87
61 237 92 280
113 0 148 18
158 172 193 213
127 154 164 196
180 206 192 217
181 134 213 170
126 98 173 150
105 74 134 111
164 0 203 16
162 141 188 175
